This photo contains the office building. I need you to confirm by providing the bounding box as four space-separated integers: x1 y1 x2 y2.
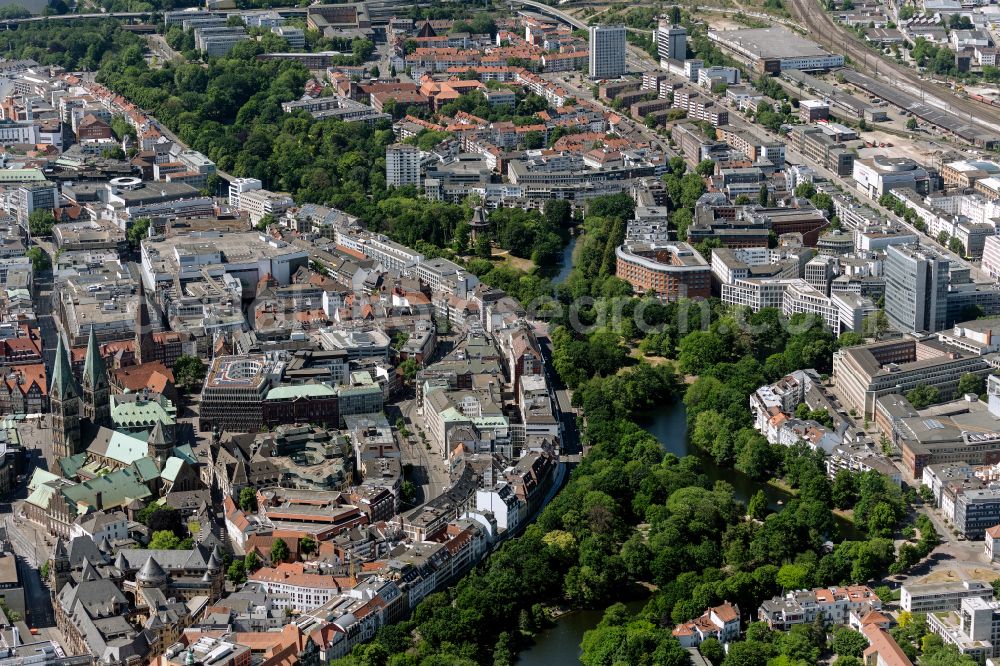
832 291 877 333
697 66 740 89
781 279 842 334
884 244 950 334
657 22 686 62
926 596 1000 662
788 126 855 177
941 159 1000 189
228 177 262 209
901 580 994 613
956 487 1000 539
799 100 830 122
710 247 812 288
589 25 626 79
13 182 58 229
853 156 934 199
707 27 845 73
272 26 304 49
199 355 283 433
833 337 995 421
194 26 249 57
615 241 711 302
722 278 796 312
804 255 838 295
980 235 1000 281
386 143 421 188
237 189 294 225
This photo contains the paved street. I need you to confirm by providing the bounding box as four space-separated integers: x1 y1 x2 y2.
1 509 62 647
145 33 184 67
30 243 57 372
389 397 452 506
383 331 464 506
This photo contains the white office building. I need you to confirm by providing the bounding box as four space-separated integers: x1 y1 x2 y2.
982 235 1000 281
229 177 262 209
901 580 994 613
237 189 295 225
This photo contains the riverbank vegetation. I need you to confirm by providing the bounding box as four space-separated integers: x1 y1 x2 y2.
329 194 955 665
14 20 961 664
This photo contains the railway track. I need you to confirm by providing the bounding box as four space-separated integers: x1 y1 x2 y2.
784 0 1000 134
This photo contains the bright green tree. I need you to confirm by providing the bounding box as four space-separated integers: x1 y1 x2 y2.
776 563 811 590
127 217 151 249
227 559 246 584
906 383 940 409
957 373 985 396
245 551 260 572
748 490 768 520
28 209 55 237
148 530 181 549
832 627 868 657
239 486 257 513
700 637 725 665
174 354 207 392
25 247 49 273
270 537 290 564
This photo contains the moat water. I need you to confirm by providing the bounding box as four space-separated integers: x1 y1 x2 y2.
518 399 861 664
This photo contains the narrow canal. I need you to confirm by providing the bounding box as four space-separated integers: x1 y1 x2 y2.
551 235 578 286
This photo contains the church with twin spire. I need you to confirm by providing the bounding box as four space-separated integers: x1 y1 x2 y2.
46 279 200 498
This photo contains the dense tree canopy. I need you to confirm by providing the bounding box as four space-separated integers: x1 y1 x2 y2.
20 15 935 663
0 19 141 70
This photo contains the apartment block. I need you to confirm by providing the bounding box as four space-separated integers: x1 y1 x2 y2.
758 586 881 630
589 25 626 79
386 143 421 188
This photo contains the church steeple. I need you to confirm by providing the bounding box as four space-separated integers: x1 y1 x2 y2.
50 337 80 459
49 537 70 600
82 326 109 428
148 419 173 470
135 278 156 365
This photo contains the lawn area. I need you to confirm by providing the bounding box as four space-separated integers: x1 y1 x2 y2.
491 247 536 273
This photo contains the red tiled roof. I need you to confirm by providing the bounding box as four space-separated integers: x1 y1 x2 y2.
862 626 913 666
